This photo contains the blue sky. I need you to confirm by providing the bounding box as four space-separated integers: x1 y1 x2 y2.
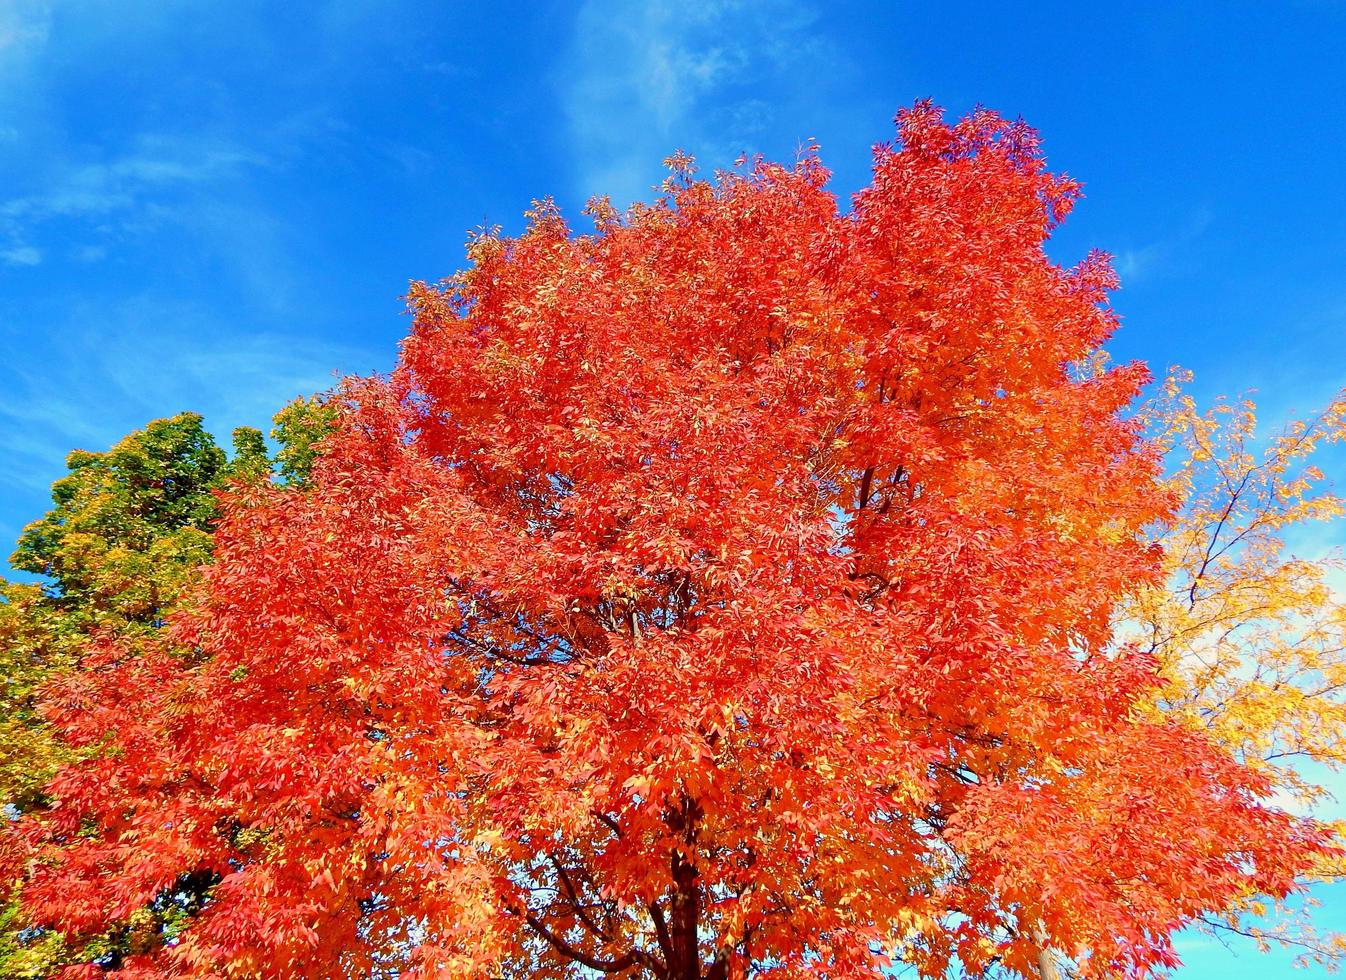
1 1 1344 975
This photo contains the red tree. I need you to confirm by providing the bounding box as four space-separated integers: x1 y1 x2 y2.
8 104 1332 979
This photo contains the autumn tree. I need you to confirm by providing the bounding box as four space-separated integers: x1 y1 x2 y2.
1 403 333 976
1125 377 1346 968
5 105 1336 979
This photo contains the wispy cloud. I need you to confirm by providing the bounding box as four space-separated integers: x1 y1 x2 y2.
561 0 841 207
0 134 268 265
0 0 50 64
0 292 375 503
1116 208 1213 285
0 244 41 266
0 1 394 543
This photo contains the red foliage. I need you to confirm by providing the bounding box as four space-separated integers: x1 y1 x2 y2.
7 103 1332 979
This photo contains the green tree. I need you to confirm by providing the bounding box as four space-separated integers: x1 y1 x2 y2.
271 395 338 488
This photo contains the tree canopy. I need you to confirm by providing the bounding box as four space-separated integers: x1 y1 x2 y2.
1 105 1339 979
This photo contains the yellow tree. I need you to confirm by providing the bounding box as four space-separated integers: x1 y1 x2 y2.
1125 373 1346 968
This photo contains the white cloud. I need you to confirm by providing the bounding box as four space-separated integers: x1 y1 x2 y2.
0 291 376 547
561 0 839 207
0 133 281 302
0 293 377 500
1116 208 1213 285
0 0 51 63
0 244 41 265
0 135 267 226
0 0 276 275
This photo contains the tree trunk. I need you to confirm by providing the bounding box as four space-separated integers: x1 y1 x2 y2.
669 848 701 979
1034 925 1062 980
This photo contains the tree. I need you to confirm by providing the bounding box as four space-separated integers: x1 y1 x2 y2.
1 406 332 976
5 104 1334 979
270 396 339 489
1125 375 1346 967
0 413 242 975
